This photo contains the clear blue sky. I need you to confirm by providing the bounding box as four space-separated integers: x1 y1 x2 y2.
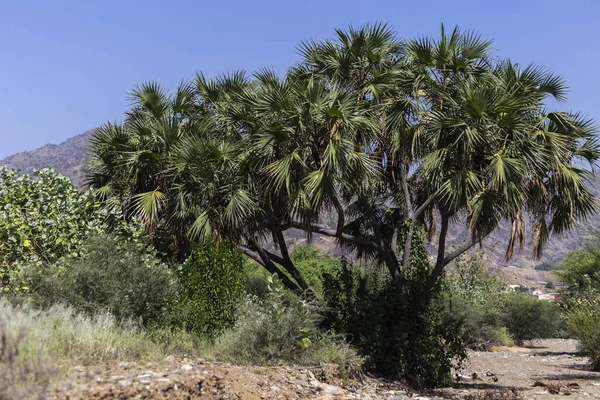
1 0 599 159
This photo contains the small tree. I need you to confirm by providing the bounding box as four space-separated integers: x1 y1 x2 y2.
0 167 102 291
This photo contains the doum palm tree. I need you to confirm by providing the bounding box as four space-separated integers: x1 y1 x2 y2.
88 23 600 301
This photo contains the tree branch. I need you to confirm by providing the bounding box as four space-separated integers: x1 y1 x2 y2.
331 195 345 237
286 221 380 250
358 195 400 278
413 191 438 220
275 231 312 293
441 229 494 268
239 245 302 294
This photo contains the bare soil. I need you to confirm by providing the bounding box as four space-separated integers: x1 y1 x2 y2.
436 339 600 399
47 340 600 399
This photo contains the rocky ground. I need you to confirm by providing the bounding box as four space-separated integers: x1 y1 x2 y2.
48 340 600 400
436 339 600 399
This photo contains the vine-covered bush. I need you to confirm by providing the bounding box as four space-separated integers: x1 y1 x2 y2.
172 239 246 338
322 228 467 388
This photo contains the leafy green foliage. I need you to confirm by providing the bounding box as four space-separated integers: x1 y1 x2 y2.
449 254 506 306
559 236 600 369
172 239 246 338
0 167 102 291
559 239 600 296
446 255 507 348
501 294 565 343
564 291 600 370
25 235 175 325
243 260 272 299
213 275 315 362
447 255 564 347
291 244 341 297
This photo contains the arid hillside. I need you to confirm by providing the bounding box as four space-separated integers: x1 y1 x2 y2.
0 129 95 188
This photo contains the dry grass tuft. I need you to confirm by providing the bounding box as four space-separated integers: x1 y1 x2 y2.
0 309 53 400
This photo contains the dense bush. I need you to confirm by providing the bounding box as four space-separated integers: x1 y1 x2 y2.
25 234 175 325
449 255 505 305
446 255 565 347
444 294 506 349
243 244 342 300
172 239 246 338
564 292 600 370
244 260 273 299
447 255 508 348
501 294 565 343
211 275 315 362
322 229 467 388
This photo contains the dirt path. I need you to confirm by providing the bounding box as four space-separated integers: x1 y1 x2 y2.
437 339 600 399
48 340 600 399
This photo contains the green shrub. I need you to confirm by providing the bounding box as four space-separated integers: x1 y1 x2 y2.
446 255 507 349
291 244 341 297
207 275 362 376
26 234 175 325
559 242 600 296
242 244 343 300
535 262 563 271
243 260 272 299
172 239 245 338
491 327 515 347
449 254 505 305
322 228 467 388
209 275 316 363
564 292 600 370
502 294 565 343
444 293 505 349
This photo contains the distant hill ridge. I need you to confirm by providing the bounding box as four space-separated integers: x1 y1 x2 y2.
2 129 599 285
0 129 95 188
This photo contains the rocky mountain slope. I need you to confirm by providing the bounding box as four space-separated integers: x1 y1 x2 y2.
2 130 598 284
0 129 95 188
